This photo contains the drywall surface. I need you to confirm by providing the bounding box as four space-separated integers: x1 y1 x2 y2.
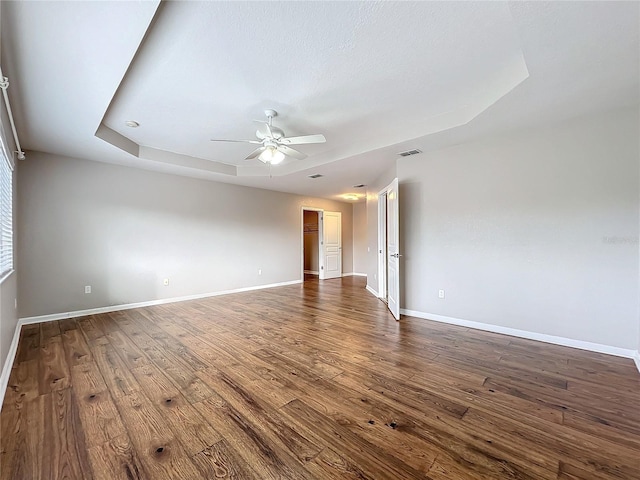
398 108 640 350
18 152 353 318
352 201 367 274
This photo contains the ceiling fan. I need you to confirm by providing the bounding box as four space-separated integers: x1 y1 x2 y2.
210 109 326 165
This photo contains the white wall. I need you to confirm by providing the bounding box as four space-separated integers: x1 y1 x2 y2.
352 201 367 275
18 152 353 318
398 108 639 350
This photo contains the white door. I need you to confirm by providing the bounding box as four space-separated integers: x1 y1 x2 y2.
386 179 400 319
321 211 342 279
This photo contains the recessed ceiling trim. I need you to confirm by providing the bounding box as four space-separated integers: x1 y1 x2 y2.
95 124 140 157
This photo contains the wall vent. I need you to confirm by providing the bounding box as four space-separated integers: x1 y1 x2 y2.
398 149 422 157
353 184 366 188
308 174 323 179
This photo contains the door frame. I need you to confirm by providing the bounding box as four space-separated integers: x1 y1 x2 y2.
377 189 388 300
377 179 399 317
301 207 324 280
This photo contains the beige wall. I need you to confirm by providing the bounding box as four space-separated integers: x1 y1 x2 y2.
303 210 319 273
352 201 367 274
18 152 353 318
398 108 640 350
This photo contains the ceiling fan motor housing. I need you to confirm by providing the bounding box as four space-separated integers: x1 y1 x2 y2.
256 126 285 140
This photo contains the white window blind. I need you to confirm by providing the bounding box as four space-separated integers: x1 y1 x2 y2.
0 135 13 280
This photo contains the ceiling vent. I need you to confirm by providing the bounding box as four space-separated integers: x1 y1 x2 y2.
398 149 422 157
308 173 323 179
353 184 366 188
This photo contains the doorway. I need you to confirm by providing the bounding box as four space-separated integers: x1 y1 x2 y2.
301 207 343 281
303 209 321 280
377 178 400 320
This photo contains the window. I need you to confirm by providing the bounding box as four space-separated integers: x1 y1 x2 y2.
0 135 13 280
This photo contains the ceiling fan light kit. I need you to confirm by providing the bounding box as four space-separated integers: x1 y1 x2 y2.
259 145 285 165
211 109 326 166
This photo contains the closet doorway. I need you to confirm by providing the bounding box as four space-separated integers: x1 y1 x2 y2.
301 207 342 281
303 209 321 280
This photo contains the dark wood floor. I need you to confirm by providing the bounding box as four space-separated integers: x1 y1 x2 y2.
1 276 639 479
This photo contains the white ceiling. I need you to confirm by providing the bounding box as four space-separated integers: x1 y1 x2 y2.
1 1 638 202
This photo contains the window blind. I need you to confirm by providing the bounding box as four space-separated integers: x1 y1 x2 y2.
0 135 13 279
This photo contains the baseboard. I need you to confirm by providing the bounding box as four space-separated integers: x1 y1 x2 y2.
19 279 303 325
365 285 379 297
634 351 640 374
0 319 24 407
342 272 367 277
400 309 638 360
304 270 319 275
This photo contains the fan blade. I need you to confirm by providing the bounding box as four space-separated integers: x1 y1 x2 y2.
278 145 307 160
210 139 261 144
282 134 326 145
252 120 275 139
245 147 265 160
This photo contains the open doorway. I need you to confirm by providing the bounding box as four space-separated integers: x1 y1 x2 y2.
301 207 343 281
377 179 400 320
303 209 321 281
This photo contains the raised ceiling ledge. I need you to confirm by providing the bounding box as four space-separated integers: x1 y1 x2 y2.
93 1 530 178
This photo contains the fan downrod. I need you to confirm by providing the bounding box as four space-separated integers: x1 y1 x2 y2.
264 109 278 120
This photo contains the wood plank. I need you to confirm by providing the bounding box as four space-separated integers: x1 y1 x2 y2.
2 276 639 480
92 342 140 398
193 396 316 480
41 388 94 479
112 391 203 479
40 321 61 343
87 434 147 480
62 327 93 366
105 328 149 369
281 398 429 480
37 335 71 395
191 439 259 479
196 367 323 464
0 393 46 479
70 362 128 449
15 324 40 363
130 363 222 455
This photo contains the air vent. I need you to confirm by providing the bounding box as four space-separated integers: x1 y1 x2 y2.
398 149 422 157
308 174 323 179
353 184 366 188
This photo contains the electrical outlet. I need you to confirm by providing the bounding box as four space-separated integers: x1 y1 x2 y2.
163 278 169 286
438 289 445 299
258 269 262 275
85 286 91 294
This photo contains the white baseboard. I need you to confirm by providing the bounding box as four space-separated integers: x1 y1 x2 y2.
342 272 367 277
0 319 24 407
19 279 303 325
304 270 319 275
365 285 379 297
400 309 638 361
634 351 640 374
